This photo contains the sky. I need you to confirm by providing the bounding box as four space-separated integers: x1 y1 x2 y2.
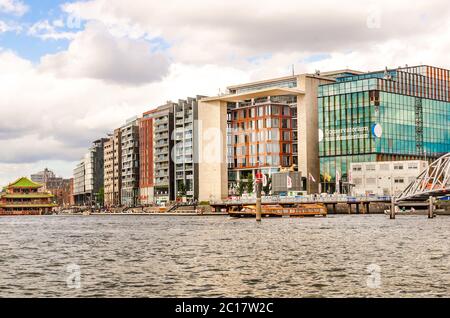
0 0 449 186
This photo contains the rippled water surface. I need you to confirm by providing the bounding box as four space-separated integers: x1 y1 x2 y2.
0 215 449 297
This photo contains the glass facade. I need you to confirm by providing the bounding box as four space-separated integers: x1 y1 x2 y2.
318 65 450 192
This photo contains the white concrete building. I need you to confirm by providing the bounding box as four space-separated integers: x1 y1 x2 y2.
349 160 428 196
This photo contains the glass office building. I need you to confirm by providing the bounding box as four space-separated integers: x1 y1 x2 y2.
318 65 450 193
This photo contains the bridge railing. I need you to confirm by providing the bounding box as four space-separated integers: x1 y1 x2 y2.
211 195 392 205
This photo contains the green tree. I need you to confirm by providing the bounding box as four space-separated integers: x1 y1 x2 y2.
263 177 272 196
97 186 105 207
246 174 254 194
178 182 186 197
237 181 246 197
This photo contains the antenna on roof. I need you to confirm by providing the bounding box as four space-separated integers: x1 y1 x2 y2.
292 64 295 76
384 67 392 80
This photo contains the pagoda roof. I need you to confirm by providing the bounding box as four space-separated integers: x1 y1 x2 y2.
6 177 43 189
1 193 54 199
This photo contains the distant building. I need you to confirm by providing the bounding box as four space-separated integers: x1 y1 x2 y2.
31 168 56 184
104 129 122 207
0 177 57 215
121 118 140 207
349 160 428 196
31 168 72 207
73 139 107 206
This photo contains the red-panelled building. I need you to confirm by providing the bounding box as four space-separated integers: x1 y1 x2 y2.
139 109 156 205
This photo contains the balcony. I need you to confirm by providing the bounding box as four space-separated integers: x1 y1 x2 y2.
155 157 169 163
154 125 168 133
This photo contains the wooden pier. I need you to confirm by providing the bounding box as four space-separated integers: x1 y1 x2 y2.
228 204 327 218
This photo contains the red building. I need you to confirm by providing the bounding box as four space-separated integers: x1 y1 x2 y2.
139 109 156 204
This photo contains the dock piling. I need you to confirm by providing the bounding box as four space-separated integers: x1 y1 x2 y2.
390 197 396 220
428 196 434 219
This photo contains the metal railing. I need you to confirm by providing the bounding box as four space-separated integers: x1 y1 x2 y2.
211 195 392 205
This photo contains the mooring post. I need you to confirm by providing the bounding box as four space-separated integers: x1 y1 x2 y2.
390 197 396 220
428 196 434 219
256 172 262 222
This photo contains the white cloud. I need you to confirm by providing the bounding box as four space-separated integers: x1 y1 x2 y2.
39 22 171 85
0 19 22 33
62 0 450 66
0 0 28 16
28 20 78 40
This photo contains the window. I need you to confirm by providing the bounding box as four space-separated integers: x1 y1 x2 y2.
366 164 376 171
353 165 362 172
394 164 404 170
394 178 404 184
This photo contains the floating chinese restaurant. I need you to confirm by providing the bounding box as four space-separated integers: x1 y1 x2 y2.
0 177 57 216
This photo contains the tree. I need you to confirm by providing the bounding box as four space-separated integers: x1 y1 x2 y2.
246 174 254 194
178 182 186 197
97 186 105 207
263 177 272 196
237 181 246 197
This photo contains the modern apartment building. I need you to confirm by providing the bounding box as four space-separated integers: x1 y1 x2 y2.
73 161 85 205
227 95 298 195
318 65 450 193
152 103 175 204
350 160 428 196
73 139 107 206
197 70 361 201
104 128 122 207
120 118 140 207
174 97 203 201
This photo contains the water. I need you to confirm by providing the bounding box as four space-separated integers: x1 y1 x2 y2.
0 215 449 298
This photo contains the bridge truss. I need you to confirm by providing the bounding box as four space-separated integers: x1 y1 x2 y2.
397 153 450 201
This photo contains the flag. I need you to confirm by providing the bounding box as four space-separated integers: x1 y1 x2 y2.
263 174 268 187
287 176 293 189
309 173 316 183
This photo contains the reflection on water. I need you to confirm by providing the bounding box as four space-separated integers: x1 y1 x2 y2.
0 215 449 297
